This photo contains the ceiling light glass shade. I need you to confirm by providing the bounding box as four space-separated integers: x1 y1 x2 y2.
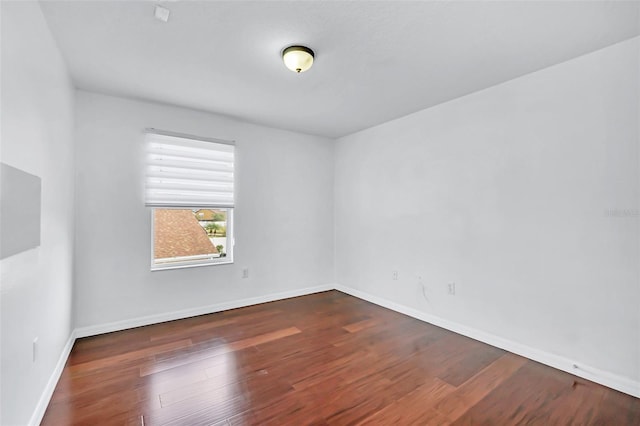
282 46 314 73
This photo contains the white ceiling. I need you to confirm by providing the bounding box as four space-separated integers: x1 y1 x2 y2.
39 0 639 138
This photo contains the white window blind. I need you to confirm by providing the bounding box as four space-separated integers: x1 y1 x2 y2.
145 130 234 208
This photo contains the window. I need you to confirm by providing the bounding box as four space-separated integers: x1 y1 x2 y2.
152 208 233 268
145 129 234 270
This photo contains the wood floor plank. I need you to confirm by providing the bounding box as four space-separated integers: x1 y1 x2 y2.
230 326 301 348
226 392 328 426
342 317 378 333
139 327 300 376
357 376 455 425
42 290 640 426
148 317 237 342
434 352 528 421
66 338 192 375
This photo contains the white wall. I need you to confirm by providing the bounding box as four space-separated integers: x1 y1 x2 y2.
335 37 639 384
0 2 76 425
74 91 334 329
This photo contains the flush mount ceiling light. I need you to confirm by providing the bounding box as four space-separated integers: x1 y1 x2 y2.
282 45 314 73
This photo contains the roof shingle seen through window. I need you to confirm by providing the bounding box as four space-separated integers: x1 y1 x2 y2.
154 209 217 259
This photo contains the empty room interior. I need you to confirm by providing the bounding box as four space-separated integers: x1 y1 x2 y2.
1 0 639 424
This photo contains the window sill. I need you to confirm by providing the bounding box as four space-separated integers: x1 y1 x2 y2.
151 259 234 272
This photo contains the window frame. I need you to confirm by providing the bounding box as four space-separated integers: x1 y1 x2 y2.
144 128 235 272
150 207 234 271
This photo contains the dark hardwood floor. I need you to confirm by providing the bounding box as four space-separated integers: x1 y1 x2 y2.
42 290 639 425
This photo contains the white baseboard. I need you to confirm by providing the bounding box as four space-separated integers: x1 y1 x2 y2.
334 283 640 398
29 330 77 426
75 283 334 338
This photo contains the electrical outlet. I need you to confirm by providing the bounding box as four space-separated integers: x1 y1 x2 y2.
392 270 398 280
242 268 249 279
33 337 38 362
448 282 456 295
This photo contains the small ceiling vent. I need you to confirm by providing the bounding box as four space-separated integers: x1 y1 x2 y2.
154 5 170 23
